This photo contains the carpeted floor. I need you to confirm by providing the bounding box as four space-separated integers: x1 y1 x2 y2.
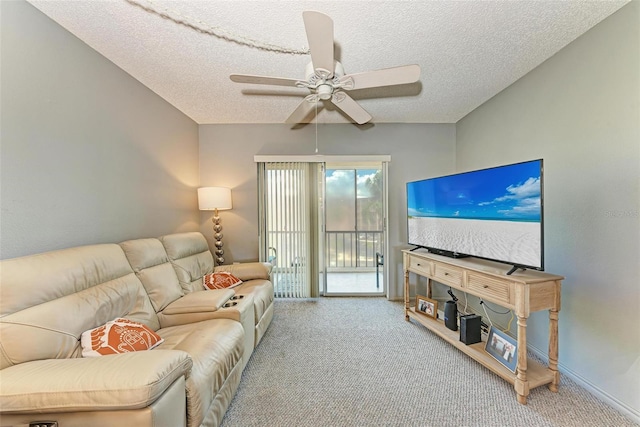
220 298 637 427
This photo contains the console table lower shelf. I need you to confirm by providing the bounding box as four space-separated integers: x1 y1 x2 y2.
406 308 555 391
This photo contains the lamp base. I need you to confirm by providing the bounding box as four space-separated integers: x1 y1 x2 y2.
212 210 225 265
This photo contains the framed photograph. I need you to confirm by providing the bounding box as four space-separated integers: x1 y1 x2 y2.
485 326 518 372
415 295 437 319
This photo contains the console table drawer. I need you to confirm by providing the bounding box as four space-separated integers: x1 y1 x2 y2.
467 273 512 305
408 256 432 276
433 264 463 287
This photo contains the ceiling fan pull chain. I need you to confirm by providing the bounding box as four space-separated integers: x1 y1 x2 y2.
315 101 319 154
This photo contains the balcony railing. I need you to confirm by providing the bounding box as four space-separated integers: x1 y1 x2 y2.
325 231 383 269
267 230 383 297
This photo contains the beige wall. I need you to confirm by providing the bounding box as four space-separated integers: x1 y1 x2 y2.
456 2 639 419
199 123 456 299
0 1 200 259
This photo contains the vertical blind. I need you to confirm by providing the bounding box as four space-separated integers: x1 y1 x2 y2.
258 162 313 298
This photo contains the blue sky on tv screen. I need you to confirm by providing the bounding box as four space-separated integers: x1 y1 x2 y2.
407 160 542 221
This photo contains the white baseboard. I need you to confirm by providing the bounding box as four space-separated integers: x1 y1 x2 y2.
527 344 640 424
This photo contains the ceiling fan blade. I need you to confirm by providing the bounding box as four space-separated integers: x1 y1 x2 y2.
330 92 372 125
285 99 321 124
230 74 300 87
340 64 421 90
302 11 334 77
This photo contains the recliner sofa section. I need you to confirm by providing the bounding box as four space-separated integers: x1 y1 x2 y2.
119 236 256 368
0 232 275 427
159 232 274 348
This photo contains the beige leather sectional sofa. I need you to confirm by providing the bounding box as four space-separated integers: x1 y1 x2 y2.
0 232 274 427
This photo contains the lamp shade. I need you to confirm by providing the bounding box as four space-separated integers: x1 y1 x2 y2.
198 187 232 211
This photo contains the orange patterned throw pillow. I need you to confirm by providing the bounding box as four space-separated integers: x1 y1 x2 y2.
203 272 243 290
81 318 164 357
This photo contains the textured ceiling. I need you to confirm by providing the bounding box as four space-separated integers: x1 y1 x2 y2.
28 0 628 125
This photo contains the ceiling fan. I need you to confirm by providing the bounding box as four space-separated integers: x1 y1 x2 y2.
230 11 421 125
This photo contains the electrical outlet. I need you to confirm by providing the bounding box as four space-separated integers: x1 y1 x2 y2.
480 321 490 334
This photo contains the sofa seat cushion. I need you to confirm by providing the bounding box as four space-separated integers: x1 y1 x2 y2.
156 319 244 427
235 279 274 323
0 350 192 413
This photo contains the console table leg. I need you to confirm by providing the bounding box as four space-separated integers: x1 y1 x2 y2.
549 308 560 392
516 393 527 405
404 269 410 321
515 315 530 404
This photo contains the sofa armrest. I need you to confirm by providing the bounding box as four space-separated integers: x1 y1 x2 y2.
157 290 235 328
161 289 234 315
0 350 192 414
214 262 272 281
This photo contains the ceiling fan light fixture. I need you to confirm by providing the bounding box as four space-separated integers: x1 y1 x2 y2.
317 84 333 100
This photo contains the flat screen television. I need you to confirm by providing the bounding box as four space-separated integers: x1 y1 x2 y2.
406 159 543 273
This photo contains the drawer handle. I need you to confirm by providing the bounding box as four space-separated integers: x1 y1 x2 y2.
483 285 489 288
444 272 449 276
417 263 421 266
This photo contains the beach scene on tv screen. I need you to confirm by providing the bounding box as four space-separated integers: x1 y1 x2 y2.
408 161 542 268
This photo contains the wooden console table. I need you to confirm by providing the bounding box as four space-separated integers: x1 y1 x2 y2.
403 249 563 404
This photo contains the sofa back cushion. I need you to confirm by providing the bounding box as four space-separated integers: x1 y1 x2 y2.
120 237 184 312
0 244 159 369
160 232 214 294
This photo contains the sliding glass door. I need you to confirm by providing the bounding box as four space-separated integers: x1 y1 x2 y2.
322 162 386 296
257 156 388 299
